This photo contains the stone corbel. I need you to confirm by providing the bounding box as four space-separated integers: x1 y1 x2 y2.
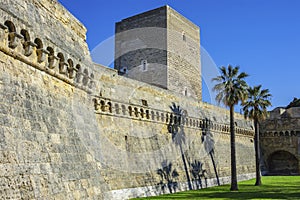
36 48 49 63
8 32 23 49
88 77 95 89
22 40 37 56
82 74 90 87
68 66 76 79
93 98 100 111
59 61 68 75
75 71 83 84
48 54 59 69
0 23 8 30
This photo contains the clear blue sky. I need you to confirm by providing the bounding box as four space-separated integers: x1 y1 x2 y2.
58 0 300 110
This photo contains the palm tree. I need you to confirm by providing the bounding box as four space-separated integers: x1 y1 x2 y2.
243 85 272 186
212 65 249 191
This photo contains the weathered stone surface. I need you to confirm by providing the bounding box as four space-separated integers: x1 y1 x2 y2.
0 0 255 199
115 6 202 100
260 105 300 175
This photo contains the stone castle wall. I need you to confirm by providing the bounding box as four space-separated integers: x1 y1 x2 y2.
0 0 255 199
260 107 300 175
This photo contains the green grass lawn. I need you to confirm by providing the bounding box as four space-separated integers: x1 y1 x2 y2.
132 176 300 200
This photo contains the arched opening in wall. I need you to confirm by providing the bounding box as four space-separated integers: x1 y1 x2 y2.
100 100 105 112
151 111 155 120
285 131 290 136
184 87 188 96
174 116 177 125
140 108 144 118
161 113 164 122
141 60 147 71
107 102 112 113
4 21 16 32
5 21 17 48
47 47 55 69
75 64 82 83
20 29 32 56
67 59 75 79
145 110 150 119
199 120 203 128
279 131 284 136
89 73 94 89
185 118 189 126
57 53 67 74
156 111 160 121
268 150 299 175
34 38 43 49
134 107 139 117
121 105 126 115
82 68 89 86
128 106 133 116
35 38 46 63
115 103 120 114
182 31 186 42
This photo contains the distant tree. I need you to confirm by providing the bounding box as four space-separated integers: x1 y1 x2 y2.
243 85 272 186
212 65 249 191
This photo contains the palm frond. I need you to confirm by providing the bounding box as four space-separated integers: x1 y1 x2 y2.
212 65 249 107
243 85 272 120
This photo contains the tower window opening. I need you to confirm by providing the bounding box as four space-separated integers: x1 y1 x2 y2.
141 60 147 71
182 32 186 42
120 66 128 74
184 88 188 96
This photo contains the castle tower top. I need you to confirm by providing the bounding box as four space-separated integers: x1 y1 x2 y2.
114 6 202 100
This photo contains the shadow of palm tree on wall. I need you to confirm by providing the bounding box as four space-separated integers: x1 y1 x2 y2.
201 118 220 186
190 160 208 189
168 103 192 190
156 160 179 194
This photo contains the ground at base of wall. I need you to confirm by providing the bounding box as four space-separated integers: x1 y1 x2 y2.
106 173 255 200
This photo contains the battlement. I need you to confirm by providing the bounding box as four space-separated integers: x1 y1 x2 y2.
0 2 256 199
93 96 254 137
0 0 96 93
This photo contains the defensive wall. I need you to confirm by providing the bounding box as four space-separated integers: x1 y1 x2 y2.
0 0 255 199
260 103 300 175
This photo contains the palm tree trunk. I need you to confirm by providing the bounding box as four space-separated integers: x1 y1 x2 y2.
254 118 262 186
230 105 238 191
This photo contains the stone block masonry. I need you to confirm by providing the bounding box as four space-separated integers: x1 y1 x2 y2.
0 0 255 199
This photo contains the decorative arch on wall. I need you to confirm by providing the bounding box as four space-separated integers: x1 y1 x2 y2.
21 29 34 56
5 20 18 48
0 18 94 92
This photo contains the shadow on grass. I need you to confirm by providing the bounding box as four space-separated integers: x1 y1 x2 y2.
134 177 300 199
139 188 300 199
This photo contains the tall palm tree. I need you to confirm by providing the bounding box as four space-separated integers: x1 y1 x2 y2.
243 85 272 186
212 65 248 191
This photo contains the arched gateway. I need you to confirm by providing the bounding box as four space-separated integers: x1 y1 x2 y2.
268 151 299 175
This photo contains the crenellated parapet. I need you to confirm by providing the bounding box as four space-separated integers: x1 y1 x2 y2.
93 96 254 137
0 19 95 93
261 130 300 137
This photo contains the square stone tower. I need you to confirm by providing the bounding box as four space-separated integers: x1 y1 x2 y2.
115 6 202 101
